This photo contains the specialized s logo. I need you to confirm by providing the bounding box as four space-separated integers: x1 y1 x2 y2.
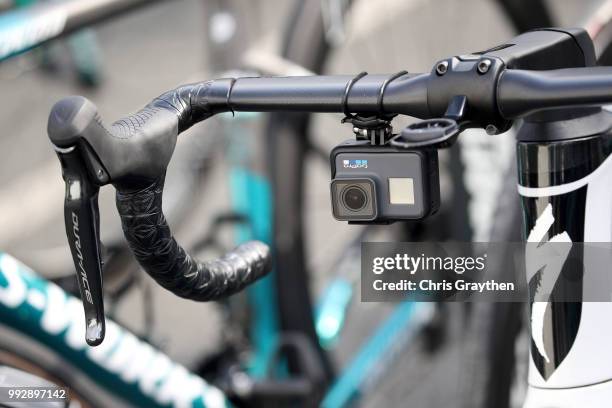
71 212 93 305
526 203 572 379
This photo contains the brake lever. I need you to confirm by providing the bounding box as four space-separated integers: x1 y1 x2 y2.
54 143 106 346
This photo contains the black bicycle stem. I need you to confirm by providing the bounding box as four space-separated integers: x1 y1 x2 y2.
47 28 612 346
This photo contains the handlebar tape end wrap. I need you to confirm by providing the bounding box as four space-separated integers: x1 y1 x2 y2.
116 177 271 301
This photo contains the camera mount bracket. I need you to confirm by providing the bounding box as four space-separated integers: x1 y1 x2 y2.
343 115 394 145
342 70 410 146
391 95 467 149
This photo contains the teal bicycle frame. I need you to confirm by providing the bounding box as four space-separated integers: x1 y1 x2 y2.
0 252 230 408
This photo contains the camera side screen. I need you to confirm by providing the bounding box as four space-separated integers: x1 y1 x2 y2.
388 178 415 204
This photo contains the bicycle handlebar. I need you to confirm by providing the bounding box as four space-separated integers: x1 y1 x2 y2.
48 92 271 346
47 28 612 346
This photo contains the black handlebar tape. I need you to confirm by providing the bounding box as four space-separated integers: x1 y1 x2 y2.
48 81 271 302
116 177 270 300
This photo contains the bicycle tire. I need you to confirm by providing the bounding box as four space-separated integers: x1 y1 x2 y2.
458 159 526 408
0 323 128 408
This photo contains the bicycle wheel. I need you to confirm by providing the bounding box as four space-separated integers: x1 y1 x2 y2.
263 0 524 404
0 323 125 408
458 159 528 408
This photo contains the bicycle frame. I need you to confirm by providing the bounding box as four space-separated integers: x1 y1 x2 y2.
0 0 167 62
222 112 279 378
0 252 229 408
518 109 612 407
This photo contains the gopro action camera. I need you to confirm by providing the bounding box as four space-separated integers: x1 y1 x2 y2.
330 140 440 223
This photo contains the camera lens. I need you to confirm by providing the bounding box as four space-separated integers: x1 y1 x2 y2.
342 186 368 211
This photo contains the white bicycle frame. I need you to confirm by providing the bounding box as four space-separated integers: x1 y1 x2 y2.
518 109 612 407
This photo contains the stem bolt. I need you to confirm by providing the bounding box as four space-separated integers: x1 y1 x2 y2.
436 61 449 76
477 59 491 74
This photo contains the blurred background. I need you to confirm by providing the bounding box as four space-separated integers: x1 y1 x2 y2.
0 0 608 407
